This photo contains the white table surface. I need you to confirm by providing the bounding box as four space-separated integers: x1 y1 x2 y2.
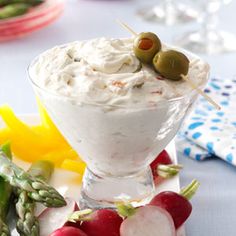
0 0 236 235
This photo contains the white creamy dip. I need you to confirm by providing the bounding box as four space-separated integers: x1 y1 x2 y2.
30 38 209 107
30 38 209 178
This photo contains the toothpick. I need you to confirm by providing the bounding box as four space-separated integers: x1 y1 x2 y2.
116 20 220 110
116 19 138 36
181 75 221 110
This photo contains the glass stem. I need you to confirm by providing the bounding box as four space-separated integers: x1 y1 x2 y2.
164 0 174 7
200 1 221 40
163 0 175 24
164 0 175 11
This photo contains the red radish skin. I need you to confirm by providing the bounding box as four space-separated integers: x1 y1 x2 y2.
120 205 176 236
50 226 88 236
150 150 172 183
152 150 172 166
80 209 123 236
149 191 192 229
39 198 79 236
64 221 81 228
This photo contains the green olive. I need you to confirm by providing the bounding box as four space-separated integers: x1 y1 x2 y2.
133 32 162 64
153 50 190 81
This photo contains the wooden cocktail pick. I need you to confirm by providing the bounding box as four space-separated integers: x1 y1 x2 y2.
117 20 221 110
116 20 138 36
181 75 221 110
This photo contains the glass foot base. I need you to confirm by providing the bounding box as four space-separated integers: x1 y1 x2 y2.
137 3 199 25
79 168 155 209
175 30 236 54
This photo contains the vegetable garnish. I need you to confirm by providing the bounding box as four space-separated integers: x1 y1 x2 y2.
153 50 189 81
149 179 200 228
120 205 175 236
69 209 123 236
0 0 45 20
133 32 161 64
117 20 221 110
39 198 79 236
0 143 13 236
0 3 30 19
150 150 183 184
0 153 66 207
0 103 86 179
16 160 54 236
50 226 88 236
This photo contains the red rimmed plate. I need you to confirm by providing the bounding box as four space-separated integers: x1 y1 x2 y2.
0 0 64 42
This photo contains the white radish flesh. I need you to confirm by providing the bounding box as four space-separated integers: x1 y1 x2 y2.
120 205 176 236
39 198 78 236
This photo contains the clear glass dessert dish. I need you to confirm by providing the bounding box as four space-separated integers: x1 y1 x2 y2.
28 43 210 209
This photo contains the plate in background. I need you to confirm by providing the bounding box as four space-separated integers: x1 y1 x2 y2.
0 0 64 42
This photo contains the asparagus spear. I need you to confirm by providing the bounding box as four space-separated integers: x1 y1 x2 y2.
16 160 54 236
0 143 13 236
0 3 30 19
0 154 66 207
0 179 11 236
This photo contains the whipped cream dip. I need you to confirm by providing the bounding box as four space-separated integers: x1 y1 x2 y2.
30 38 209 107
29 37 209 177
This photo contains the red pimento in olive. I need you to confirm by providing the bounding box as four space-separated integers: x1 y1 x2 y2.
133 32 161 64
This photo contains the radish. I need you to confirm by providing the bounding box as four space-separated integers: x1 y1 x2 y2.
39 198 79 236
149 180 200 229
69 209 123 236
50 226 88 236
150 150 183 184
120 205 175 236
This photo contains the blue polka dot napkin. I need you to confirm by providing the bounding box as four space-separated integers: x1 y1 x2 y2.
176 78 236 166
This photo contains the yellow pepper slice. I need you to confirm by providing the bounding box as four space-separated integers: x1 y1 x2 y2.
0 105 70 152
61 159 86 176
31 125 70 150
42 149 79 166
0 128 11 144
0 103 86 176
0 126 71 162
37 99 68 141
0 105 51 150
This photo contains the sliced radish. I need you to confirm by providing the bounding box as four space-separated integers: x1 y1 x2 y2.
120 205 176 236
150 150 182 185
149 180 200 229
77 209 123 236
50 226 88 236
39 198 78 236
149 191 192 229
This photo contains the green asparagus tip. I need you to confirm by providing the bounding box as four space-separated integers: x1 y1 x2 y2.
0 154 65 208
0 142 12 160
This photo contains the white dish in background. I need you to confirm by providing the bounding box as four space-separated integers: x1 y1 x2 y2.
0 114 185 236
